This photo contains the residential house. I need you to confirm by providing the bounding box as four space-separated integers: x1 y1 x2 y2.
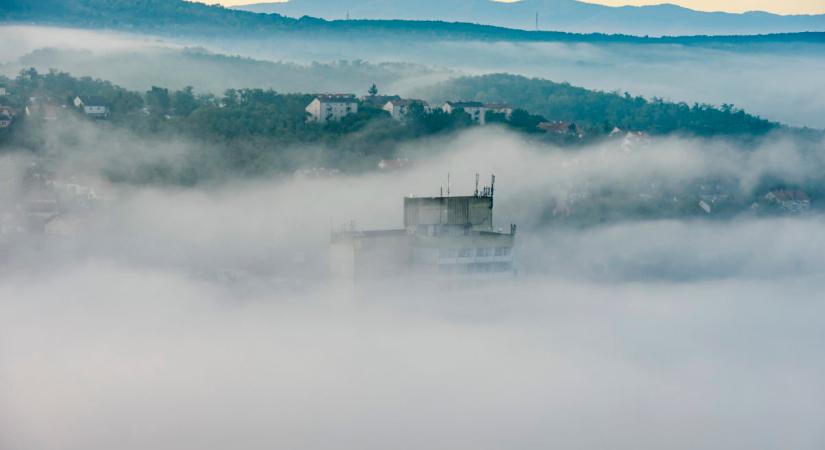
0 112 12 129
0 106 16 128
306 94 359 123
441 101 487 124
538 121 582 137
73 96 110 119
382 99 429 121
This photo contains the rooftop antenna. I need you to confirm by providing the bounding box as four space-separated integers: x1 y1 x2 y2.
346 10 350 20
491 174 496 198
447 173 451 197
474 173 480 197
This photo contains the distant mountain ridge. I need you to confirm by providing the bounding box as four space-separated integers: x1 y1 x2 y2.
2 0 825 45
236 0 825 36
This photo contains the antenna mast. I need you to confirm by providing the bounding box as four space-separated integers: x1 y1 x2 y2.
535 12 539 31
447 173 451 197
474 173 480 197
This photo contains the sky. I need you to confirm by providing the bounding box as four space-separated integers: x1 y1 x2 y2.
205 0 825 15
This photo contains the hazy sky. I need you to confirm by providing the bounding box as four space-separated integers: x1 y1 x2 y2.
207 0 825 15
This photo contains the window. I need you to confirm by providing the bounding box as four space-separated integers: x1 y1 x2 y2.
495 247 511 257
476 248 491 257
458 248 472 258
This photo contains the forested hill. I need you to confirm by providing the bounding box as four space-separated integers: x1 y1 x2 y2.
419 74 777 136
3 0 825 45
0 69 785 183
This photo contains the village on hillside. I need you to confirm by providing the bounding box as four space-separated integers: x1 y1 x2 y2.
0 79 814 241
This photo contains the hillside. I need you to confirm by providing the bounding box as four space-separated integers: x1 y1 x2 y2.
237 0 825 36
2 0 825 45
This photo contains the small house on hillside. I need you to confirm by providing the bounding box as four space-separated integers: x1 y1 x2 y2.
73 96 110 119
442 101 487 124
538 121 582 136
306 94 359 123
383 99 429 121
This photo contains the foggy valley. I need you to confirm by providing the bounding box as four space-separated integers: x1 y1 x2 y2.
1 2 825 450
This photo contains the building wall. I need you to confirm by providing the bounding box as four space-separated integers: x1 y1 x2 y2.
404 196 493 230
306 99 358 123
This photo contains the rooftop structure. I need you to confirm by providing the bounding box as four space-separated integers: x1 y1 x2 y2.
331 175 516 280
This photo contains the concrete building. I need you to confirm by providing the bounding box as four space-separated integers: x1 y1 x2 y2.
73 96 110 119
441 101 488 124
382 99 429 121
331 176 516 280
306 94 359 123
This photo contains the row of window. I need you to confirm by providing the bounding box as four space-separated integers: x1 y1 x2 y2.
439 247 511 258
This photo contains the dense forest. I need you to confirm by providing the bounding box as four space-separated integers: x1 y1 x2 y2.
3 0 825 45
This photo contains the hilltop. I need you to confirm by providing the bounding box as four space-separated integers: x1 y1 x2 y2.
2 0 825 45
238 0 825 37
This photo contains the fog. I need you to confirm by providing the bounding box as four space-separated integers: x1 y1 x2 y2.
2 23 825 450
2 123 825 449
3 26 825 128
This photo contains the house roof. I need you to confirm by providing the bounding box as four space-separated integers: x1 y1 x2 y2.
445 101 484 108
315 94 358 104
386 98 426 107
484 103 512 109
77 96 110 107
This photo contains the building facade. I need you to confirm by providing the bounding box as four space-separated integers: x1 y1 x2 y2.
442 101 488 124
382 99 429 121
306 94 359 123
331 176 516 280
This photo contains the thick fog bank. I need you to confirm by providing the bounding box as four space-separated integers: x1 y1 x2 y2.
2 262 824 450
3 137 825 450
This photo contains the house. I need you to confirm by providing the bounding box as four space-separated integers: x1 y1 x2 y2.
0 112 12 129
382 99 429 121
73 96 110 119
0 106 16 128
331 175 516 281
484 103 514 120
306 94 359 123
764 189 811 214
442 101 488 124
538 121 582 137
0 87 7 96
